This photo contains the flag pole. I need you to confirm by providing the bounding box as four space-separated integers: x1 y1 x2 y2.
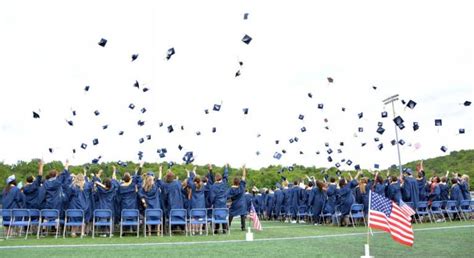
361 190 374 258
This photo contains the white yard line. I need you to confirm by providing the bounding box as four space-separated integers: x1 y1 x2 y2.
0 224 472 250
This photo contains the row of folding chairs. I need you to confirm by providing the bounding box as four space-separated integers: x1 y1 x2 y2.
406 200 474 223
1 208 231 239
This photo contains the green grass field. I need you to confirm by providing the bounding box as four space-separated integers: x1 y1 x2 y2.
1 221 473 257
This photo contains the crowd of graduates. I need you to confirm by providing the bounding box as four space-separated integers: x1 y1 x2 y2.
1 160 471 237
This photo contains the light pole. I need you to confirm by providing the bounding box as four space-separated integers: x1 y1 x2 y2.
383 94 403 176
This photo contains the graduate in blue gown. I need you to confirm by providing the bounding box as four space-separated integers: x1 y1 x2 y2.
439 175 450 202
387 175 402 204
65 172 92 237
400 169 419 208
117 164 142 215
209 164 229 233
324 177 337 217
371 174 386 197
43 161 71 217
281 180 291 221
161 168 185 232
336 172 360 226
265 189 275 220
449 178 464 207
427 176 441 204
289 181 301 222
139 168 163 236
459 175 470 201
273 185 284 220
94 169 119 218
354 177 369 215
308 180 327 224
22 160 43 209
187 168 206 210
417 171 427 202
227 165 247 231
2 175 24 210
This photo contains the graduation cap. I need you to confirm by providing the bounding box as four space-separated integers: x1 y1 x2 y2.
94 110 100 116
134 80 139 88
358 127 364 132
374 137 380 142
337 149 342 154
459 128 465 134
178 144 183 151
341 159 346 163
273 152 282 160
401 100 406 105
146 134 151 140
358 112 363 119
92 138 99 145
361 142 367 147
440 146 448 152
32 111 40 119
372 86 377 90
413 122 419 131
374 164 380 169
398 123 405 130
391 139 397 145
377 127 385 135
299 151 304 155
204 109 209 114
196 131 201 136
118 131 124 136
282 149 287 154
298 114 304 120
243 13 249 20
117 160 128 167
327 156 333 162
406 100 417 109
316 151 320 155
81 143 87 149
377 122 383 127
346 160 353 166
308 93 313 98
168 125 174 133
381 111 388 118
48 148 53 153
67 120 74 126
342 107 346 112
212 127 217 133
102 124 108 130
137 120 145 126
141 108 146 113
318 104 324 109
235 70 241 77
72 149 76 154
213 104 221 111
166 48 175 60
242 34 252 44
131 54 139 61
143 87 149 92
301 127 306 132
464 101 471 106
129 103 135 110
335 163 341 168
139 138 144 144
325 142 329 147
355 165 361 171
340 142 344 146
239 61 244 66
399 139 405 145
289 138 294 144
294 137 299 142
181 125 184 130
72 110 76 116
325 126 330 130
243 108 249 115
84 86 90 92
159 122 163 127
327 77 334 83
92 157 101 164
256 151 261 156
159 153 165 158
327 148 333 154
98 38 107 47
288 166 294 171
393 116 404 126
182 151 195 164
275 140 279 144
435 119 442 126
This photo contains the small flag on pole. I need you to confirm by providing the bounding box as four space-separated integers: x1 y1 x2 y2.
368 191 414 246
250 203 262 231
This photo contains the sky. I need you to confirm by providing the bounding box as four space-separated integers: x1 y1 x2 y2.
0 0 473 169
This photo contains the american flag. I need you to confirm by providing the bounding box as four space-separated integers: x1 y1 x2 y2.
249 203 262 231
368 191 414 246
399 199 416 217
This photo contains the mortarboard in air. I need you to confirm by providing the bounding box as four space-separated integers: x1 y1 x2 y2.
464 101 471 106
84 85 90 92
159 122 163 127
325 142 329 147
159 153 165 158
289 138 294 144
212 127 216 133
134 80 139 88
168 161 175 168
98 38 107 47
377 127 385 135
146 135 151 140
355 165 361 171
325 126 329 130
141 108 146 113
327 148 333 154
282 149 287 154
435 119 442 126
358 127 363 132
440 146 448 152
92 157 101 164
401 100 406 105
131 54 139 61
342 107 346 112
372 86 377 90
102 124 108 130
72 149 76 154
381 111 388 118
92 138 99 145
243 108 249 115
143 87 149 92
196 131 201 136
294 137 299 142
239 61 243 66
94 110 100 116
168 125 174 133
398 123 405 130
337 149 342 153
256 151 260 156
243 13 249 20
275 140 279 144
336 170 341 177
298 114 304 120
406 100 417 109
178 144 183 151
393 116 404 126
301 127 306 132
361 142 367 147
235 70 241 77
183 151 194 164
118 131 124 135
81 143 87 149
374 164 380 169
273 152 282 160
459 128 465 134
129 103 135 110
327 156 333 162
166 48 175 60
341 159 346 163
299 151 304 155
204 109 209 114
358 112 363 119
139 138 144 144
340 142 344 146
399 139 405 145
117 161 128 167
335 163 341 168
181 125 184 130
137 120 145 126
72 110 76 116
413 122 419 131
318 104 324 109
48 148 53 153
213 104 221 111
346 160 353 166
374 137 380 142
242 34 252 44
308 93 313 98
327 77 334 83
391 139 396 145
288 166 294 171
378 122 383 127
316 151 320 155
67 120 74 126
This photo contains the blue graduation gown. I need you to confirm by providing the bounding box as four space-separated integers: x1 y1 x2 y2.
228 180 247 217
273 189 284 217
439 183 449 201
355 185 369 214
282 187 291 214
188 177 205 209
459 181 470 200
23 175 42 209
387 182 402 204
245 193 253 212
118 182 138 212
428 183 441 202
43 169 70 213
209 166 229 209
336 180 357 216
161 180 184 216
289 186 300 216
139 180 162 210
417 177 427 201
308 187 326 219
66 182 93 221
403 177 419 207
324 184 337 214
2 186 24 209
373 183 386 197
95 180 118 217
450 184 463 206
254 194 263 214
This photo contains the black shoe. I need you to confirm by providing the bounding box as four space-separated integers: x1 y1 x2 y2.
214 230 219 234
241 228 245 231
222 230 227 234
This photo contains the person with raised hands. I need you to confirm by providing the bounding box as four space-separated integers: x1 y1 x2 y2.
139 165 163 236
42 160 71 217
210 164 230 234
22 159 43 209
336 171 360 227
186 166 206 235
227 165 247 231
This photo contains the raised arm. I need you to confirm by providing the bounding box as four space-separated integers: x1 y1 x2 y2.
158 165 162 180
38 159 44 176
111 167 116 180
242 165 246 181
223 164 229 183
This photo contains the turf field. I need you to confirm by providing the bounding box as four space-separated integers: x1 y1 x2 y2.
0 221 473 257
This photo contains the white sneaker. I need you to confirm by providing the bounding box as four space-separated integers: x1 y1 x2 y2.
314 223 319 226
291 220 297 224
300 220 306 224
